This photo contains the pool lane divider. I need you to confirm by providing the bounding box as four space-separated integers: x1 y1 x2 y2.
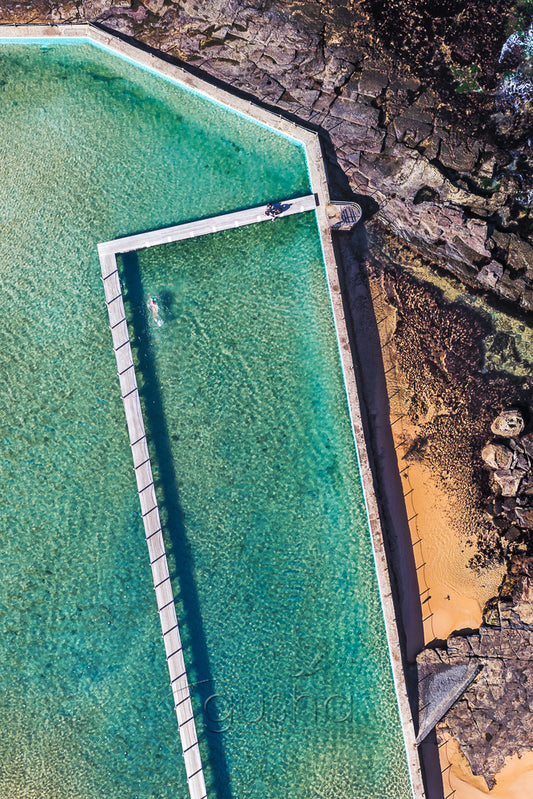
98 196 315 799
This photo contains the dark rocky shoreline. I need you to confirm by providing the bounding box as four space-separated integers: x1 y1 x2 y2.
363 220 533 788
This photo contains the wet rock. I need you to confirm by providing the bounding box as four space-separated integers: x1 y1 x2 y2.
481 443 514 470
493 468 527 496
477 261 503 290
490 409 525 438
517 433 533 460
515 506 533 529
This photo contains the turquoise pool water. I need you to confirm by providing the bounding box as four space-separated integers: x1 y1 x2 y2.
0 40 412 798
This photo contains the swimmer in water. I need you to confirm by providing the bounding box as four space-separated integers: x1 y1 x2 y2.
148 296 159 321
148 296 163 326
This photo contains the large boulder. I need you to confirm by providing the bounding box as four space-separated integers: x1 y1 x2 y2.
490 409 525 438
481 443 514 470
493 468 527 497
515 506 533 529
418 612 533 788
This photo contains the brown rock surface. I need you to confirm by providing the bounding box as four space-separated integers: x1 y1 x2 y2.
481 443 514 470
491 409 525 438
419 559 533 789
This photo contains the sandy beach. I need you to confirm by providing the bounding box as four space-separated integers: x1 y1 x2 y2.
396 444 506 644
439 736 533 798
365 248 532 799
368 262 506 644
382 328 533 799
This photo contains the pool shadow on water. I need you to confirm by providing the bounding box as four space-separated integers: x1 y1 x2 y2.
121 251 233 799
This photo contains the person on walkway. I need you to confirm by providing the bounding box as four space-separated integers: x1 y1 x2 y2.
265 202 283 219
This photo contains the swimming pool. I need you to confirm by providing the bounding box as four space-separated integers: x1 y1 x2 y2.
0 36 412 798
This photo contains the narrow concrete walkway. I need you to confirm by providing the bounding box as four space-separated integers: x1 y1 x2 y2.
100 253 208 799
98 195 317 257
98 195 316 799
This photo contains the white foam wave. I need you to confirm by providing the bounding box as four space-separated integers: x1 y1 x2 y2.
498 73 533 110
498 22 533 110
500 22 533 62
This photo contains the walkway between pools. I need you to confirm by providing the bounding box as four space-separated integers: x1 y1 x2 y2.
98 195 317 258
97 194 316 799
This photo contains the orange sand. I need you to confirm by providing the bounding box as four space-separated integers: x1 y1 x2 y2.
439 735 533 798
372 272 506 642
398 434 531 799
400 458 506 643
371 270 527 798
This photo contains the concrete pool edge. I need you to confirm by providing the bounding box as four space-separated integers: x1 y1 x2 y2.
0 23 426 799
